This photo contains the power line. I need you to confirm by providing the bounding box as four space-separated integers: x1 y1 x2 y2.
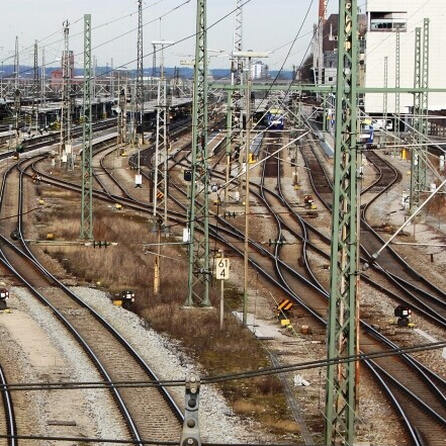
0 0 169 66
1 340 444 392
0 435 298 446
94 0 255 79
7 0 192 80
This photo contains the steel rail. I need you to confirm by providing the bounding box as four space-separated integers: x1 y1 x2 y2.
263 135 445 440
0 364 17 446
29 125 444 442
0 142 185 443
0 164 144 446
17 158 185 424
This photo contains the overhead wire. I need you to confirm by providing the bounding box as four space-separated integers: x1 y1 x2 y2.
94 0 256 80
0 435 298 446
0 340 444 392
0 0 169 66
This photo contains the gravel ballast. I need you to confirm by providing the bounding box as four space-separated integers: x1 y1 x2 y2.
72 286 273 443
11 286 128 444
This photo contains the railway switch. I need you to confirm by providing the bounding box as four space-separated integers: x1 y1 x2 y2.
181 376 201 446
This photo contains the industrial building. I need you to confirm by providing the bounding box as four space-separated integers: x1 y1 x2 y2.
311 0 446 115
364 0 445 114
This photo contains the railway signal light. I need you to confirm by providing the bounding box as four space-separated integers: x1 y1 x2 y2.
394 305 412 327
268 238 286 246
0 288 9 311
181 376 201 446
92 240 112 248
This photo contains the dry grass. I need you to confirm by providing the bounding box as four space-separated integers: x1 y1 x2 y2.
36 199 297 436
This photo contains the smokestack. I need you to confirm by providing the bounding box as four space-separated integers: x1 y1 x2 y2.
318 0 326 22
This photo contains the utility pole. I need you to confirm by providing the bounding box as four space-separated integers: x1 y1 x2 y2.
186 0 211 307
130 80 137 148
420 18 430 188
136 0 145 144
234 51 267 325
410 27 422 212
229 0 244 203
93 55 97 100
61 20 73 167
395 28 401 140
33 40 39 132
153 223 161 295
152 41 173 224
110 58 114 98
382 56 388 146
242 57 253 326
80 14 93 240
224 90 233 204
14 36 20 148
153 74 169 225
234 0 243 63
410 19 430 211
152 43 157 78
325 0 359 444
41 48 46 111
117 85 127 155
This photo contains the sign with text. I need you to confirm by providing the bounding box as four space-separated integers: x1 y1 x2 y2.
215 258 230 280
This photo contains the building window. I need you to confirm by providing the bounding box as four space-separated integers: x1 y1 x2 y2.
370 11 407 32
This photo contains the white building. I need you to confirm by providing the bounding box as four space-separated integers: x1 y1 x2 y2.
251 61 269 80
364 0 446 114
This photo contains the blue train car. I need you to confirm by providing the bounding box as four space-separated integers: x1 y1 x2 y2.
267 108 285 130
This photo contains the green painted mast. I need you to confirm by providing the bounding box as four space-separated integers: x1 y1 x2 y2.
420 18 430 189
186 0 211 307
80 14 93 240
410 27 422 212
395 28 401 140
325 0 359 444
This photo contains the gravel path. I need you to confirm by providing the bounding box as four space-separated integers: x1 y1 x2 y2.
71 286 275 443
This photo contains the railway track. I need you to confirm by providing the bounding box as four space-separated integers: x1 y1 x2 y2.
28 128 446 444
124 131 446 444
299 134 446 326
0 364 17 446
0 139 184 444
154 129 446 444
264 133 446 446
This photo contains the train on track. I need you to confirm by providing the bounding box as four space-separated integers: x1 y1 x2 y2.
266 108 285 130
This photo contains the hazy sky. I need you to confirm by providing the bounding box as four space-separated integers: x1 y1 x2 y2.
0 0 341 72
